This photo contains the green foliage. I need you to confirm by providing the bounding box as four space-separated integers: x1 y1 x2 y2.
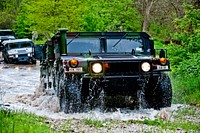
13 1 32 38
172 74 200 104
166 4 200 105
0 0 21 29
0 109 57 133
14 0 87 39
13 0 142 40
149 20 174 41
83 0 141 32
168 51 200 104
84 118 104 128
167 44 188 73
177 52 200 77
173 4 200 53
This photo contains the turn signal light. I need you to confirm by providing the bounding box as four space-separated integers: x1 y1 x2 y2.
69 59 79 68
160 58 167 65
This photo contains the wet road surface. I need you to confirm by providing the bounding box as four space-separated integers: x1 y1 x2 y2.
0 61 184 122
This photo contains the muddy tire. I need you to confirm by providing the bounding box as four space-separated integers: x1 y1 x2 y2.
59 78 68 112
59 75 81 113
81 79 106 111
145 73 172 109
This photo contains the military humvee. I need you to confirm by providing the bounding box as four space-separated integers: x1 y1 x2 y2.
2 39 36 64
0 29 15 51
40 28 172 113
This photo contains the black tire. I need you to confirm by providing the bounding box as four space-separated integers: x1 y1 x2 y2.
59 75 81 113
82 79 105 111
81 78 90 104
145 73 172 109
30 58 36 64
4 59 8 63
59 78 67 112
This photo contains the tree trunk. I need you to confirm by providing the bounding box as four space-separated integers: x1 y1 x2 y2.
142 0 156 32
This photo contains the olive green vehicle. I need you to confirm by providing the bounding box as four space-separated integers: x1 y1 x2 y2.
40 29 172 113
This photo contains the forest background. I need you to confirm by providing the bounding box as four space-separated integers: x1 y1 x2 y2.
0 0 199 105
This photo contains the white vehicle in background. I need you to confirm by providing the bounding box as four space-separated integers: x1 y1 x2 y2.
2 39 36 64
0 29 16 51
0 29 15 40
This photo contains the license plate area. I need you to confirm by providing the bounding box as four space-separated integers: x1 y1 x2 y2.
157 65 169 70
68 67 83 72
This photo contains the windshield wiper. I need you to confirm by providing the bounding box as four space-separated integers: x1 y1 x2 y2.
112 33 127 47
67 33 80 46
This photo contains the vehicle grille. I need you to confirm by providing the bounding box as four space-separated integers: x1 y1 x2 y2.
105 61 141 76
18 50 26 54
19 54 28 57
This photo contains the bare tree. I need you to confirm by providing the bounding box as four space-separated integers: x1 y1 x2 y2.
140 0 157 32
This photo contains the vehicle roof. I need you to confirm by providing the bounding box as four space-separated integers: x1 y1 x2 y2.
66 32 150 39
51 31 151 40
2 38 33 46
0 29 13 31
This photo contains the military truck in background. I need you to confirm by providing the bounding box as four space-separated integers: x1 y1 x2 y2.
2 39 36 64
0 29 16 51
0 29 15 39
40 28 172 113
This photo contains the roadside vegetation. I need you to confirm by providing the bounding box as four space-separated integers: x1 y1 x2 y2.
1 105 200 132
0 109 57 133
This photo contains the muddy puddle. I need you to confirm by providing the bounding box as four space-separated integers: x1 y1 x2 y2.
0 62 184 122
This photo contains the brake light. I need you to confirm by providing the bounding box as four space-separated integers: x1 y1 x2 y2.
160 58 167 65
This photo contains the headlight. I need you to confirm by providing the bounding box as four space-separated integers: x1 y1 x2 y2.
141 62 151 72
15 54 18 58
28 53 31 57
92 63 103 73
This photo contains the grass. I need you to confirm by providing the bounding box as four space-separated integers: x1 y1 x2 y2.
1 106 200 133
171 74 200 105
0 109 58 133
84 118 105 128
126 116 200 132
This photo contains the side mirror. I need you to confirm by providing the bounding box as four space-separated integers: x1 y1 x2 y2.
159 49 165 58
151 49 155 57
131 49 135 55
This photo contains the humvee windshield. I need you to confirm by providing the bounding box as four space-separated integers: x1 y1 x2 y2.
67 37 144 55
8 42 32 50
107 38 144 54
67 38 100 53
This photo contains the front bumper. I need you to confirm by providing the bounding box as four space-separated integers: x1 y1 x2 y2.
82 72 161 96
8 56 35 63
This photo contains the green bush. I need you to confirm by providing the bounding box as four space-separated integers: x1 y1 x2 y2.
171 52 200 104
